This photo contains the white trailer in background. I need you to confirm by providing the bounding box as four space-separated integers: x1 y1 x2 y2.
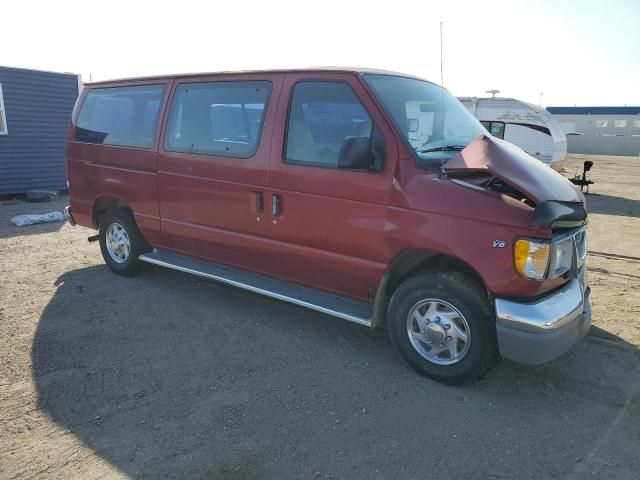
458 97 568 171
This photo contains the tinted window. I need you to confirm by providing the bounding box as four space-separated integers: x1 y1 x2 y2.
488 121 505 139
285 82 372 167
165 81 271 158
76 85 165 148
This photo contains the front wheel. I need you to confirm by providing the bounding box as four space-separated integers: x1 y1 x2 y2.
98 208 148 276
387 271 498 385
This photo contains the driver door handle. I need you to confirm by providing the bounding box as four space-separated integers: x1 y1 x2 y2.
254 191 264 213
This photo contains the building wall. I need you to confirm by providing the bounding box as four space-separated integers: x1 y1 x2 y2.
566 135 640 156
553 114 640 137
547 107 640 157
0 66 79 194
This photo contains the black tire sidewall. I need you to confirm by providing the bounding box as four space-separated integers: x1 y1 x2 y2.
98 209 145 276
388 272 497 385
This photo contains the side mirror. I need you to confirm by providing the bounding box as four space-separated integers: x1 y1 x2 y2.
338 136 374 170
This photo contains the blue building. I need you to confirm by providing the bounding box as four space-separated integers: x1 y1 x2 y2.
0 66 80 194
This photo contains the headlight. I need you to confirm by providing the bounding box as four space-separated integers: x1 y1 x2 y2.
548 237 574 278
514 239 550 281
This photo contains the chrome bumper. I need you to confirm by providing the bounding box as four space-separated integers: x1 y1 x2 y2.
495 278 591 365
63 205 76 226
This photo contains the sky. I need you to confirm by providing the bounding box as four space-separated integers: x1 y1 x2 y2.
3 0 639 106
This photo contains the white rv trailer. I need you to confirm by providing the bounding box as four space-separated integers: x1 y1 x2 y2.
458 97 568 171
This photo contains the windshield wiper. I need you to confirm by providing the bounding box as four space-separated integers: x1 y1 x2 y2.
418 145 466 154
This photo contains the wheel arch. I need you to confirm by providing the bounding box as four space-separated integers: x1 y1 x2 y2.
371 249 489 329
92 195 132 226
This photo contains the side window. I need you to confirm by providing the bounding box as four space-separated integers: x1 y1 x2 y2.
0 83 9 135
285 81 373 167
165 81 271 158
479 121 504 139
76 85 165 148
489 121 505 139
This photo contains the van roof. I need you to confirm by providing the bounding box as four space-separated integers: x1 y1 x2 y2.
84 67 426 86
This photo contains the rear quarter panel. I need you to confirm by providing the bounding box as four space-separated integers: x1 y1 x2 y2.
66 80 171 245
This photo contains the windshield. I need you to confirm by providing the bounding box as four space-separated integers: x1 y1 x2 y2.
363 74 486 166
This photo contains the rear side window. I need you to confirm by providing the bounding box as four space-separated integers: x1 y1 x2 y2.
165 81 271 158
76 85 165 148
285 81 372 167
480 121 505 139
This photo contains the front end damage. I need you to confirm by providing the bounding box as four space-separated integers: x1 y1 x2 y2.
444 135 591 364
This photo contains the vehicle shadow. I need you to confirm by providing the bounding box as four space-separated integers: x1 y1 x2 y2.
33 265 640 479
585 192 640 218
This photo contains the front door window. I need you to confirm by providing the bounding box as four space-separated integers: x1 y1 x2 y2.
285 81 373 168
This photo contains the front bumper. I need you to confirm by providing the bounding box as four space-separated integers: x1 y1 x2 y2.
495 278 591 365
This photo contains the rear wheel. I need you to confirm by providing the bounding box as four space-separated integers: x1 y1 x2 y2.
388 271 497 385
98 209 148 276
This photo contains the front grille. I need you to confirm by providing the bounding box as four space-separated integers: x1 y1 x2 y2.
573 227 588 292
574 228 587 269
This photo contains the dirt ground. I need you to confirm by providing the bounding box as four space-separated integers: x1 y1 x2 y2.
0 154 639 479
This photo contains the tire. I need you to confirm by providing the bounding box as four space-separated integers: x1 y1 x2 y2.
98 208 148 276
387 271 498 385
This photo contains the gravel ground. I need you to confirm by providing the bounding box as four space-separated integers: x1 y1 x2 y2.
0 154 639 479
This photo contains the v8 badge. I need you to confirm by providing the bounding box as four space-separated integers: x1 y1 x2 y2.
492 240 506 248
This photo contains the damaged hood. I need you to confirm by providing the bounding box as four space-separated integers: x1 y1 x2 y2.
444 134 583 204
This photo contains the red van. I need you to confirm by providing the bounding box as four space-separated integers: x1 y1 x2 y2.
65 68 590 384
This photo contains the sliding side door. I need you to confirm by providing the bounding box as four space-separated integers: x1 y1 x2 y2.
157 74 283 272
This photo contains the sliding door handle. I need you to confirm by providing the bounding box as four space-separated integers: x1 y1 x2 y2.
254 191 264 213
272 194 282 216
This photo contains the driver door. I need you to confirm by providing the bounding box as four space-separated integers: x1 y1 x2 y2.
264 72 399 300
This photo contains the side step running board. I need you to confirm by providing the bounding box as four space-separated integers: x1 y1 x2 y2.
139 249 373 327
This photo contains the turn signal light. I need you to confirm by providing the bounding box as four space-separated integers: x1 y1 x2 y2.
514 239 550 281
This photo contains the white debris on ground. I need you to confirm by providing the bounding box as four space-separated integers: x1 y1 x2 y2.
11 211 64 226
